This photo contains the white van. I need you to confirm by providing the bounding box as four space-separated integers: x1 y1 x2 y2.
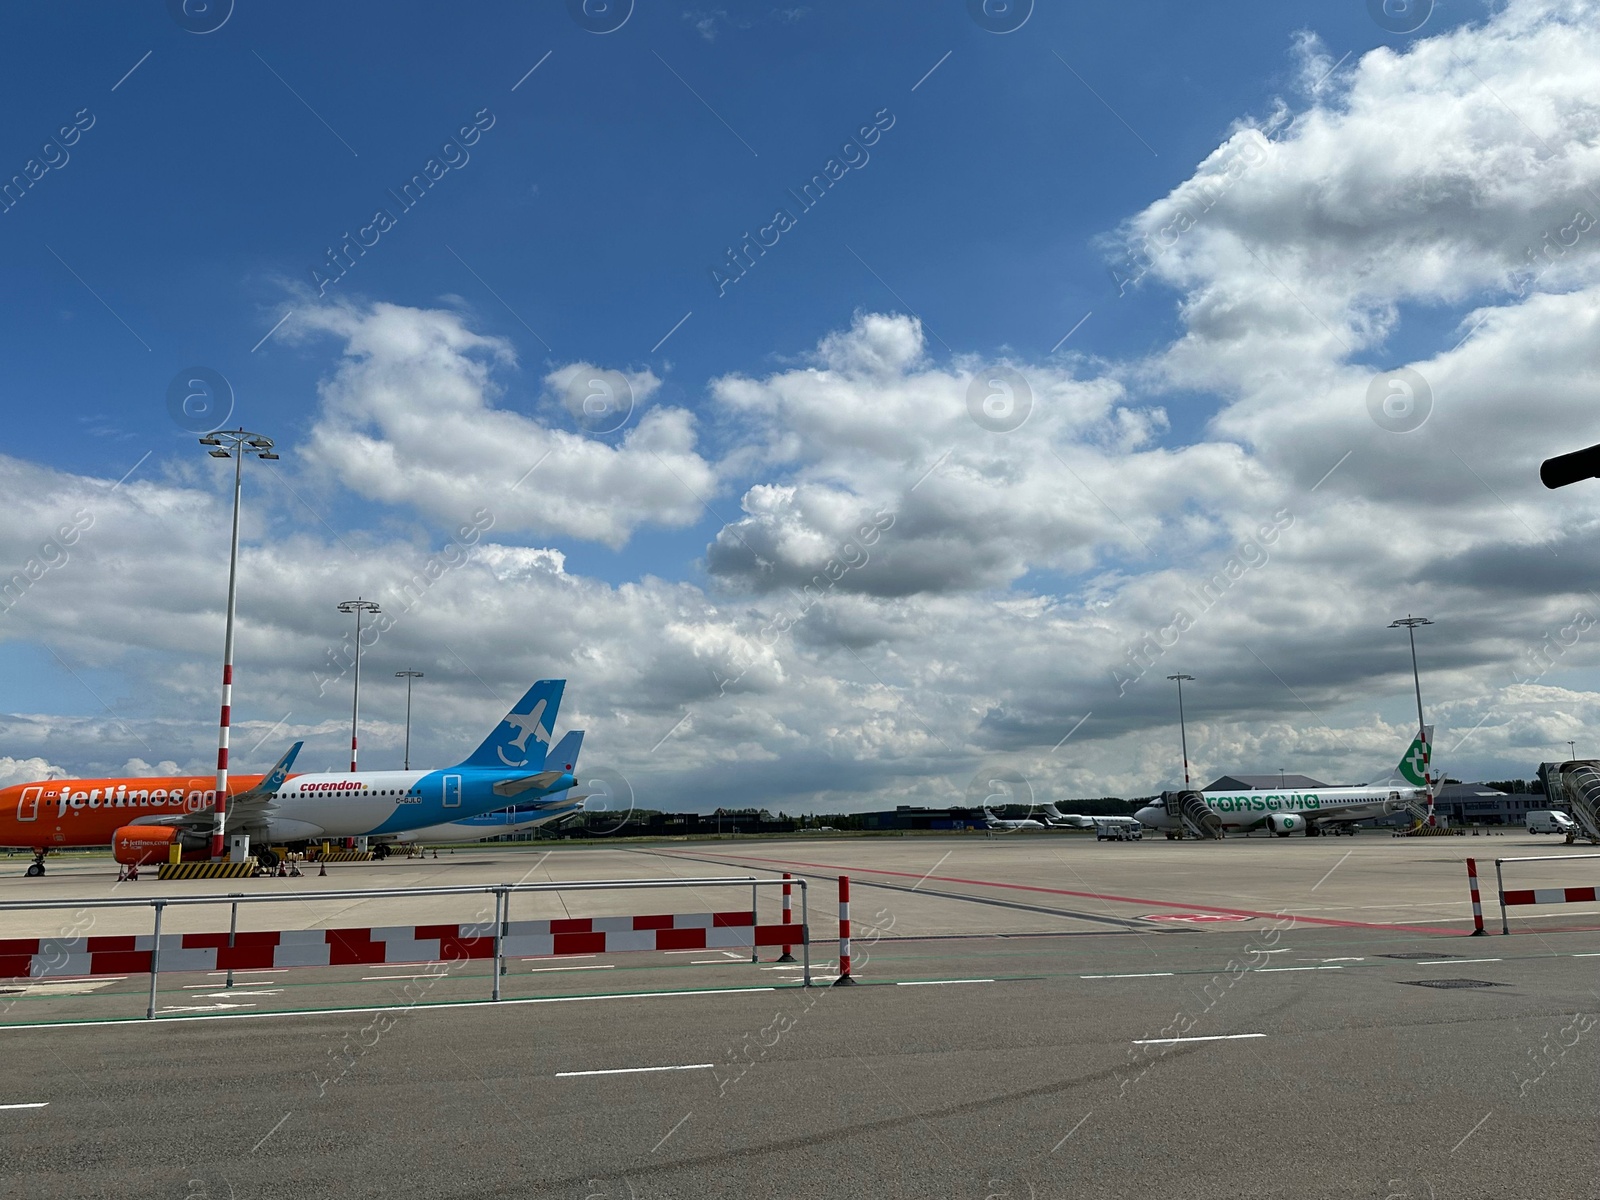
1527 810 1577 834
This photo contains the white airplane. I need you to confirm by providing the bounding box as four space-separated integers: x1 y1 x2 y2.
983 807 1045 830
1037 803 1096 829
1134 729 1432 839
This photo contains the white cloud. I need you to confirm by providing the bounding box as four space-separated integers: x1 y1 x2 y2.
293 301 718 549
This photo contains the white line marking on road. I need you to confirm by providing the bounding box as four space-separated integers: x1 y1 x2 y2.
185 981 276 989
4 980 119 995
522 954 598 961
198 991 283 998
719 952 744 960
361 974 442 981
0 987 782 1030
895 979 994 986
1419 958 1500 965
207 969 287 975
1133 1034 1266 1045
1081 972 1174 979
0 1102 48 1110
1572 952 1600 957
557 1064 714 1078
528 965 615 973
1257 966 1343 972
689 959 729 964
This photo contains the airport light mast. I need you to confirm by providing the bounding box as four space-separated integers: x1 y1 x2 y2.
1389 615 1435 825
396 670 423 771
198 428 279 861
1167 673 1195 787
338 598 381 773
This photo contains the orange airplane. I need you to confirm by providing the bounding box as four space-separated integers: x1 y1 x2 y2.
0 743 299 875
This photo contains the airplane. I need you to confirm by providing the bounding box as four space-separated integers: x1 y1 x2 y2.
983 807 1046 831
1037 803 1096 829
0 680 576 874
1133 728 1432 839
373 731 587 847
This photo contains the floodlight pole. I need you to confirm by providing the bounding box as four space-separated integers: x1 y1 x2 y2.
396 671 423 771
1390 616 1435 824
1167 674 1195 787
338 599 381 772
199 428 278 860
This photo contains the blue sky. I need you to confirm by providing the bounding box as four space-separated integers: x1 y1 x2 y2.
7 0 1600 807
2 1 1475 488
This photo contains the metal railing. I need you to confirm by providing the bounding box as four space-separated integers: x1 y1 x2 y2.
1493 854 1600 934
0 875 811 1017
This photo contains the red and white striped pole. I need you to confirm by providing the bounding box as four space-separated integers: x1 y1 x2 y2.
210 444 246 861
778 873 796 962
833 874 856 985
1466 856 1486 935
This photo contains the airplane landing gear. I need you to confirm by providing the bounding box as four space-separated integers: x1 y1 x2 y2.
25 850 46 877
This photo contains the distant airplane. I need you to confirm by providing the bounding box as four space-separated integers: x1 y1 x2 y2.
1133 729 1431 839
983 807 1045 831
1037 803 1095 829
0 680 577 874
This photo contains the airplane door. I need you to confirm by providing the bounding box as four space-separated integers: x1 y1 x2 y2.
444 775 462 808
16 787 41 822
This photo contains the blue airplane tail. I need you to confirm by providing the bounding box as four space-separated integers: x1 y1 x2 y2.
456 679 566 770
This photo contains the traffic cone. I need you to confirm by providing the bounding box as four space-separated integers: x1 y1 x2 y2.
318 860 327 877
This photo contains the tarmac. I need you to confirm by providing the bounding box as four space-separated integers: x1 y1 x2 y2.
2 832 1598 1198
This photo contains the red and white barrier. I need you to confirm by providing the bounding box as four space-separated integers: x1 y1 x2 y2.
1494 853 1600 934
778 872 796 963
1467 857 1486 936
0 909 805 979
1501 886 1599 906
833 874 856 986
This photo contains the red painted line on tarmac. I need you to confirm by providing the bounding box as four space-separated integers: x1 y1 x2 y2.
658 849 1465 936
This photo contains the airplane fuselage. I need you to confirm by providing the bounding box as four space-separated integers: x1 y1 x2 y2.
0 766 577 850
1135 786 1422 833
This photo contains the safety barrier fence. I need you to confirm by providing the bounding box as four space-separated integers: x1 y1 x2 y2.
1492 854 1600 934
0 875 814 1018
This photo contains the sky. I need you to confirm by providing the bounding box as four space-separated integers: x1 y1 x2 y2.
2 0 1599 814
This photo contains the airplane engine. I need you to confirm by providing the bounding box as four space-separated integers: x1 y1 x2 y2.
1266 813 1305 838
113 825 186 865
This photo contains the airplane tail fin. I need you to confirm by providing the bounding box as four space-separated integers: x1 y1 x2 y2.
236 741 303 801
456 680 566 770
1384 725 1434 788
545 729 584 774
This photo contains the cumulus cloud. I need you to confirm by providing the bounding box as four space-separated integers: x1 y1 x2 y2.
293 301 718 549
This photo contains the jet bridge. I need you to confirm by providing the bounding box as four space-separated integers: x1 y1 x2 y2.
1547 761 1600 844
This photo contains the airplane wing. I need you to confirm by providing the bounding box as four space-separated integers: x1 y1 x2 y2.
130 742 304 832
492 769 570 798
